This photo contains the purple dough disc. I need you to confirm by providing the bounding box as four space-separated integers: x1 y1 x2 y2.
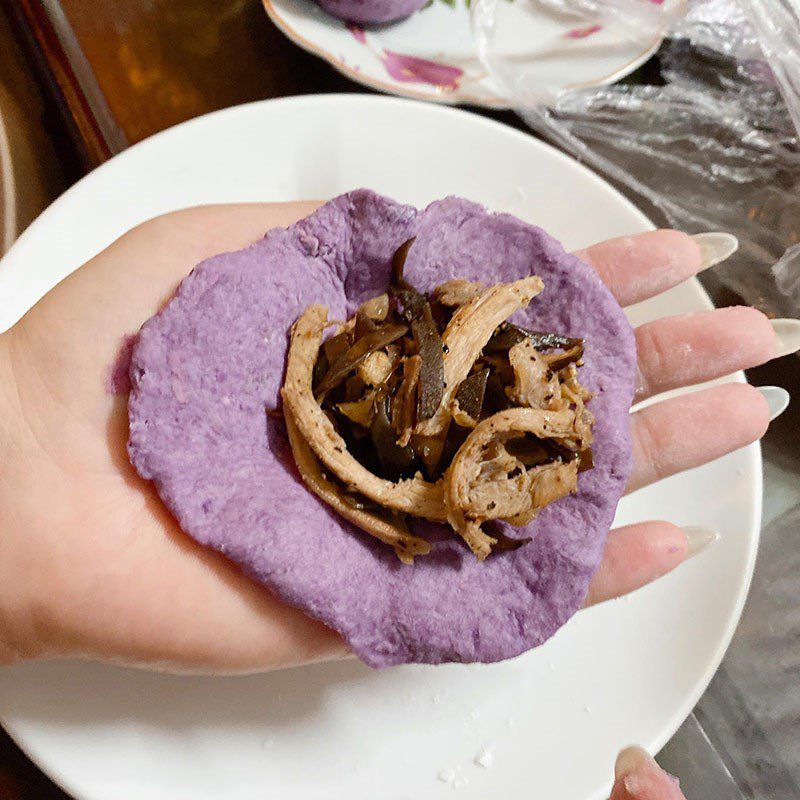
128 190 636 667
316 0 427 24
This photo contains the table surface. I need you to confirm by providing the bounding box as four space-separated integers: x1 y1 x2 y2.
1 1 798 799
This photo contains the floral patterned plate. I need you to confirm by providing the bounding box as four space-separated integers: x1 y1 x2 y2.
262 0 681 108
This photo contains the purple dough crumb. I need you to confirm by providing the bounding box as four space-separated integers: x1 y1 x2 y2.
127 190 636 667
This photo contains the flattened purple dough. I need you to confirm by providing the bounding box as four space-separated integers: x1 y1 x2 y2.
127 190 636 667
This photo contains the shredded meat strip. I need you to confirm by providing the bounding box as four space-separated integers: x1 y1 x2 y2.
393 355 421 447
443 408 579 559
431 279 486 307
415 276 545 440
284 409 431 564
358 350 393 387
503 460 579 526
506 339 562 410
281 305 447 520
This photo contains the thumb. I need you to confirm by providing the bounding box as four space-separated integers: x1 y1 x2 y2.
610 747 686 800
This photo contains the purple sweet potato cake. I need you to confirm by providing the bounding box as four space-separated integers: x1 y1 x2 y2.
316 0 427 24
127 190 636 667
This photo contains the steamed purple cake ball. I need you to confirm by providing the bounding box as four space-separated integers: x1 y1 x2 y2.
127 189 636 668
316 0 427 24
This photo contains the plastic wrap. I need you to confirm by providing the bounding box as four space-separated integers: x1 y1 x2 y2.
472 0 800 316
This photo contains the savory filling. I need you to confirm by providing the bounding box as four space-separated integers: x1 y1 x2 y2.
280 239 594 564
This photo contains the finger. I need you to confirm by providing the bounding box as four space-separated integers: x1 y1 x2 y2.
573 230 725 307
13 202 325 386
634 306 781 401
105 201 324 304
611 747 686 800
139 201 324 265
584 522 689 607
628 383 770 493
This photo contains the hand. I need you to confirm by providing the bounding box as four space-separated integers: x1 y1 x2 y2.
0 203 791 671
610 747 686 800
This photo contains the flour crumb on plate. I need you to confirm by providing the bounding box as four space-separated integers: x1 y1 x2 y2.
438 768 456 784
438 766 469 789
474 745 496 769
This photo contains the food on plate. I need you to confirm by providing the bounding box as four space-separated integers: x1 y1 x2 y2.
281 239 594 564
315 0 427 24
127 190 636 666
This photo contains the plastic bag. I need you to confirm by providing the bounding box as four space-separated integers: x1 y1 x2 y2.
471 0 800 316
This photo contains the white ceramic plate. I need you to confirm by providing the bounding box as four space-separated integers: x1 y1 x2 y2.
0 95 759 800
263 0 681 108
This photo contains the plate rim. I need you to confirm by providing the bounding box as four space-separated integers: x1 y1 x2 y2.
261 0 678 108
0 93 762 800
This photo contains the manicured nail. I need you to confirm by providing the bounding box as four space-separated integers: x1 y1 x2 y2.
682 526 720 558
758 385 790 421
693 232 738 270
771 318 800 358
615 746 656 779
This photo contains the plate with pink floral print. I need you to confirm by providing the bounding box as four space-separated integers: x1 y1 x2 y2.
263 0 682 108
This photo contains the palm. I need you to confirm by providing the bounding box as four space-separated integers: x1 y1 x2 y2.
0 203 777 671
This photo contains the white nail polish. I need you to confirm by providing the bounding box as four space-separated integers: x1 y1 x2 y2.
771 318 800 358
758 385 790 421
615 746 655 779
693 232 739 270
682 526 720 558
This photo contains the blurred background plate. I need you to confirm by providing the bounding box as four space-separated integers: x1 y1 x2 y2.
263 0 680 108
0 94 759 800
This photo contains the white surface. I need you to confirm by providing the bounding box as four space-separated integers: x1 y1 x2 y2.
263 0 680 108
0 95 760 800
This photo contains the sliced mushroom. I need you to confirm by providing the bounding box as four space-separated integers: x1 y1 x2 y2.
485 323 583 355
371 391 417 480
411 304 445 421
451 367 489 427
315 321 407 399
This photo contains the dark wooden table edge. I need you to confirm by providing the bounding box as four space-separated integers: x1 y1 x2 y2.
3 0 126 168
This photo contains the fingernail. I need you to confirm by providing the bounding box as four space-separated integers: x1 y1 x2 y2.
771 318 800 358
615 746 656 779
758 385 790 421
682 525 720 558
693 232 738 270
